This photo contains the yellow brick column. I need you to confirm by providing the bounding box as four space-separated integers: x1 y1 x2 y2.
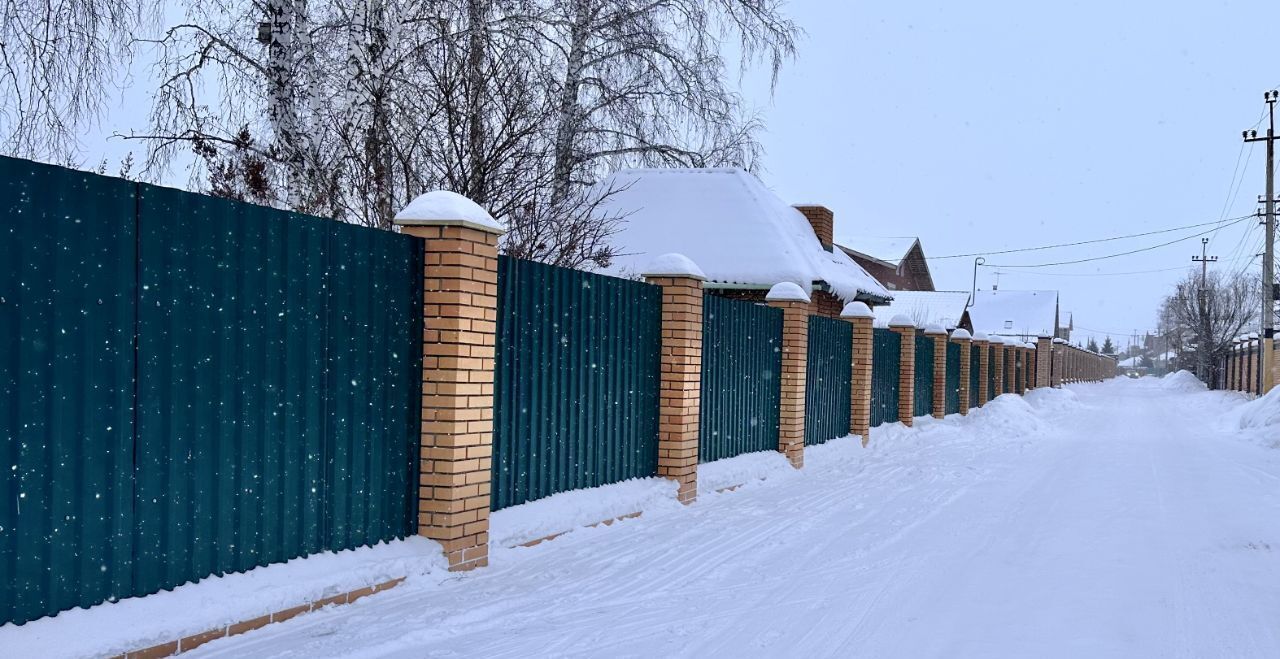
394 192 504 572
888 315 916 426
767 283 810 468
974 333 990 406
1051 338 1065 388
926 325 947 419
993 338 1006 397
1017 345 1029 394
1037 335 1053 388
643 254 706 504
952 330 972 415
842 302 875 446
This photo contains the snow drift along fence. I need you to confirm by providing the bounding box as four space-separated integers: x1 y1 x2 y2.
871 328 901 427
0 156 423 627
913 335 934 417
699 295 782 462
804 315 852 445
492 256 662 511
945 342 961 415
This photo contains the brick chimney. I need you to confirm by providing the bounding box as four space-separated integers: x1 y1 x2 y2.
794 205 834 251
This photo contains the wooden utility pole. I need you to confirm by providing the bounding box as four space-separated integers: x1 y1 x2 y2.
1193 237 1217 381
1244 89 1278 393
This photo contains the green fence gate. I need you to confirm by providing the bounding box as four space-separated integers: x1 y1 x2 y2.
805 315 852 445
988 345 998 400
945 341 961 415
871 328 900 427
492 257 662 511
2 156 423 626
699 295 782 462
913 334 934 418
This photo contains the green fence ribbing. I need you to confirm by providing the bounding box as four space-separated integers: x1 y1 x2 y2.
804 315 853 445
492 256 662 511
699 295 782 462
969 346 981 407
871 328 901 427
1 156 423 627
913 335 934 418
988 345 998 399
945 342 961 415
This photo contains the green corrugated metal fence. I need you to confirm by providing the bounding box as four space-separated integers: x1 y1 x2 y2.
987 345 998 399
913 335 934 418
969 346 981 407
699 295 782 462
804 315 852 445
945 341 961 415
1 156 423 626
871 328 900 427
1013 350 1023 393
492 256 661 511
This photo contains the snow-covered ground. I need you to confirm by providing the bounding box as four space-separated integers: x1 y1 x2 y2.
13 375 1280 658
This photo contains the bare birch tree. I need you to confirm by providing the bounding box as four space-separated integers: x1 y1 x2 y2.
1159 269 1260 387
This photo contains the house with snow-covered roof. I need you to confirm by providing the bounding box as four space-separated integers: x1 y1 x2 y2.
838 236 935 291
591 168 892 316
870 290 973 332
966 289 1068 343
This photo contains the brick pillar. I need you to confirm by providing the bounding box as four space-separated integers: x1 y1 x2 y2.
1036 336 1052 388
1026 344 1037 391
888 316 916 426
767 283 810 468
842 302 875 446
395 193 504 572
643 255 706 504
927 327 947 419
975 335 990 406
993 340 1006 397
952 330 972 415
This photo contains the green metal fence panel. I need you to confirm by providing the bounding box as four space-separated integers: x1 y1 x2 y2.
871 328 900 427
969 345 981 407
945 342 961 415
699 295 782 462
988 345 998 399
134 184 422 597
805 315 852 445
914 335 934 417
1013 350 1023 393
492 256 661 511
1 157 138 625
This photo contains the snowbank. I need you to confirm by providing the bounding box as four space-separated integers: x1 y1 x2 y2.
1159 370 1206 392
490 477 682 548
1223 386 1280 442
0 538 446 658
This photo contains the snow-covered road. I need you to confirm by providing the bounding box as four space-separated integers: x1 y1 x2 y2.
194 378 1280 658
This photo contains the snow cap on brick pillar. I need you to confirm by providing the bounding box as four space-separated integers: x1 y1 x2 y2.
793 205 835 251
768 282 810 467
394 190 503 572
842 301 874 446
643 253 705 504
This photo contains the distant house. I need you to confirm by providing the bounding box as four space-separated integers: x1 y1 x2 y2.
869 290 973 332
838 237 935 291
592 168 892 315
967 289 1069 342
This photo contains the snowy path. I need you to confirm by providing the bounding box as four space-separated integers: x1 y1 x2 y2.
193 380 1280 658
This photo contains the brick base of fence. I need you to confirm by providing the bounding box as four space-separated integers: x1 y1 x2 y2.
113 577 406 658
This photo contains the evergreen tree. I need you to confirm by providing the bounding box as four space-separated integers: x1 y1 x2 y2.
1101 337 1116 355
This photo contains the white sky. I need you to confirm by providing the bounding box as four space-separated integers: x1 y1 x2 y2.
737 0 1279 349
79 0 1278 351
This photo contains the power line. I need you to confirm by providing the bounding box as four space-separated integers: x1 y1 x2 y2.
932 214 1254 260
983 215 1254 268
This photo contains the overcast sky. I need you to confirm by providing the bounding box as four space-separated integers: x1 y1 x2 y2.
81 0 1277 350
739 0 1278 349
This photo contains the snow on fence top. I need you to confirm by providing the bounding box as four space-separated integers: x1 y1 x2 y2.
840 301 874 319
951 329 972 340
394 191 504 234
765 281 811 302
888 314 915 328
591 168 891 303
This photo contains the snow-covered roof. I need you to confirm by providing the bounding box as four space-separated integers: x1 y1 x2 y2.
967 289 1059 338
840 236 920 266
592 168 891 302
871 291 971 329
